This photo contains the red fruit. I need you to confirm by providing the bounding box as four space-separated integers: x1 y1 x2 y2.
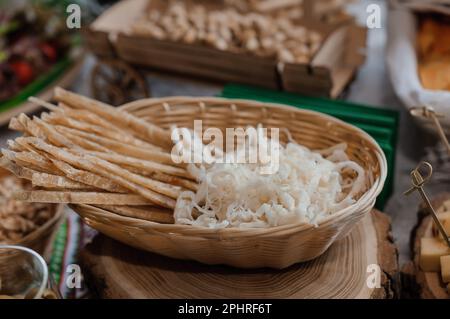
10 61 34 86
39 43 58 62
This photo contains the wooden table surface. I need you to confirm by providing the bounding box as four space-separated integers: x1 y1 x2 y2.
0 0 446 270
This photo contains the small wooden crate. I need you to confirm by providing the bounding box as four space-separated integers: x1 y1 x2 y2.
87 0 366 98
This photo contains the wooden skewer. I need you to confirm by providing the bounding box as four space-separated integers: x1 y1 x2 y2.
404 161 450 247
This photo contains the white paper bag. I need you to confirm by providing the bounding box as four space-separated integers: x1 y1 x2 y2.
386 7 450 133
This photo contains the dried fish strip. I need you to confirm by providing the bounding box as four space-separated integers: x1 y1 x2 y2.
26 137 176 208
15 190 153 205
54 125 175 165
54 87 172 147
44 112 161 150
96 205 174 224
31 172 93 190
48 157 129 194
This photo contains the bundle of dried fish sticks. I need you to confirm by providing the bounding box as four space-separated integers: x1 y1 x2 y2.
0 88 196 224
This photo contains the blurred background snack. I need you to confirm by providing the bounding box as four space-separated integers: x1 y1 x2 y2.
417 14 450 91
130 1 322 63
0 5 71 101
0 167 63 259
388 1 450 135
84 0 365 104
0 0 83 126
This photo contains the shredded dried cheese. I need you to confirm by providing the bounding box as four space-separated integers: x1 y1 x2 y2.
173 130 366 229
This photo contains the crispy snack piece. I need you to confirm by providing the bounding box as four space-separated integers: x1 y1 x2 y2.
43 112 161 150
6 140 24 152
14 114 46 138
48 157 129 193
55 125 176 165
2 149 58 174
32 116 78 148
54 87 172 147
26 137 176 208
57 102 159 146
11 135 48 154
12 113 74 149
57 103 124 131
124 165 197 191
8 117 25 132
12 113 78 152
96 205 174 224
145 171 198 191
29 97 128 137
76 150 192 179
79 152 182 199
0 157 91 190
0 157 34 180
15 190 153 205
31 172 93 190
54 126 112 153
1 149 54 174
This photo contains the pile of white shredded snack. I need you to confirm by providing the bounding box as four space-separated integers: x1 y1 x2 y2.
173 128 366 229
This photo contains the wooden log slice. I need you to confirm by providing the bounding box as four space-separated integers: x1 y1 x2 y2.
401 192 450 299
80 210 398 299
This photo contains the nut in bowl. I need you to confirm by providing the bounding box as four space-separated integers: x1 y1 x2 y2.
0 165 64 258
6 90 386 268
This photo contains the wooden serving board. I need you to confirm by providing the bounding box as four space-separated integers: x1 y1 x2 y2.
80 210 398 299
401 193 450 299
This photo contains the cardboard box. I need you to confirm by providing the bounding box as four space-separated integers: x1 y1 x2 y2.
87 0 367 97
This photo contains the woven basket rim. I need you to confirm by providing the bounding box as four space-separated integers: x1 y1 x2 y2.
73 96 389 238
74 198 375 239
122 96 379 134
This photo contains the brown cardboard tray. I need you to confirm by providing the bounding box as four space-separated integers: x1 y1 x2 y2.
87 0 367 97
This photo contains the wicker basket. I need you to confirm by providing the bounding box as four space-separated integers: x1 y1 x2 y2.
0 168 64 261
72 97 387 269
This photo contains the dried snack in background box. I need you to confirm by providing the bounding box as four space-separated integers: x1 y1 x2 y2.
130 0 322 64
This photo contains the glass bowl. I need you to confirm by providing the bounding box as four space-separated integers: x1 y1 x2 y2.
0 245 59 299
